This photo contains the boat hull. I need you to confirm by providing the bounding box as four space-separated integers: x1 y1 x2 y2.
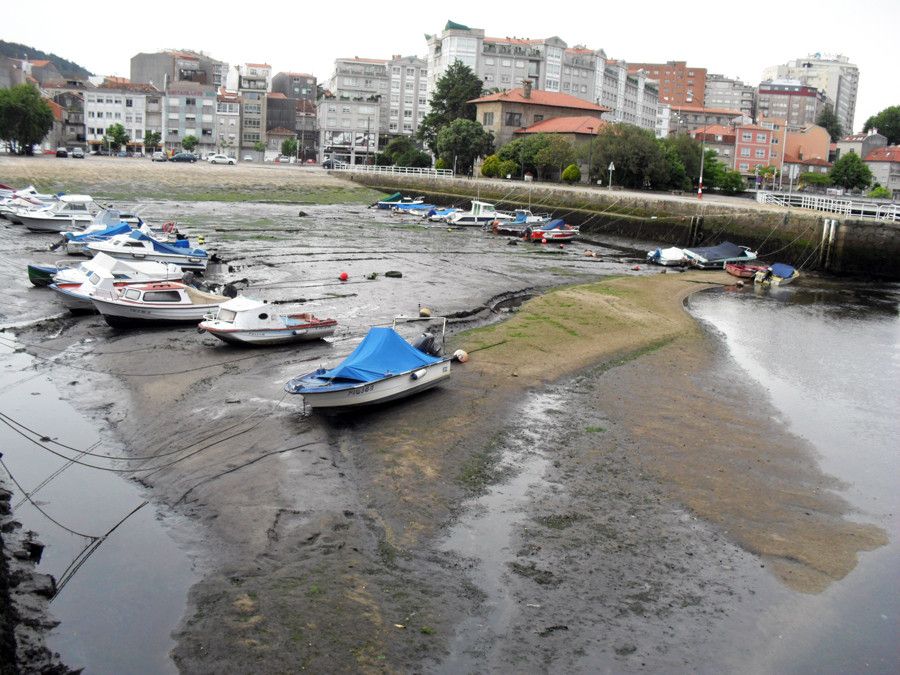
86 246 208 271
200 323 337 346
28 264 58 287
92 296 221 327
725 263 768 278
21 215 95 233
287 360 451 409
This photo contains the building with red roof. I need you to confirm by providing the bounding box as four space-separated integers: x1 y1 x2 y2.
514 116 606 138
864 146 900 199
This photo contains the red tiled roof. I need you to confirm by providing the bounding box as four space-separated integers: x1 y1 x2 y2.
566 48 595 55
865 146 900 162
43 98 64 122
690 124 735 138
672 104 744 116
267 92 287 99
470 87 609 112
840 133 868 142
514 116 606 135
30 59 51 67
784 156 832 167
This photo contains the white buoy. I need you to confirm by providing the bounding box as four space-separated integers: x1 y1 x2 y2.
453 349 469 363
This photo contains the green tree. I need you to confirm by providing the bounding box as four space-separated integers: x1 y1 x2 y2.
816 104 843 142
103 122 130 152
434 158 448 170
497 159 518 178
0 84 54 155
374 152 393 166
417 60 483 154
481 154 501 177
253 141 266 153
830 152 872 190
281 137 298 157
868 185 891 199
587 124 670 189
380 136 431 167
561 163 581 183
436 118 493 175
498 134 553 177
181 134 199 153
862 105 900 145
661 133 702 184
798 172 833 189
720 171 745 195
533 136 576 180
143 130 161 152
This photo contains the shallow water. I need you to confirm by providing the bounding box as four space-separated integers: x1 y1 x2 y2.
688 279 900 674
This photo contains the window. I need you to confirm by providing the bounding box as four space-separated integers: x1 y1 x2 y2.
143 291 182 302
500 74 510 84
504 112 522 127
501 59 511 67
533 115 544 123
403 122 412 132
755 149 766 158
406 67 415 77
390 108 399 118
405 81 413 91
390 93 399 103
756 133 766 143
125 98 133 107
392 66 400 76
740 147 750 157
404 95 413 105
485 58 495 66
483 112 494 125
484 74 494 83
739 163 749 171
389 122 398 131
403 110 412 118
418 81 426 91
418 96 427 106
741 132 752 141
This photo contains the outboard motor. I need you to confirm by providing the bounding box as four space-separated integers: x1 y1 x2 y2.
412 331 441 356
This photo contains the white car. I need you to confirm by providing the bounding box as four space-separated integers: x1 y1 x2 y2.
207 154 236 165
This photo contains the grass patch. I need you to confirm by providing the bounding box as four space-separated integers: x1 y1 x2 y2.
533 513 586 530
457 444 504 493
585 425 606 433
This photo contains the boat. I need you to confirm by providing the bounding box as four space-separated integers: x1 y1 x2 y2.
524 219 580 242
754 263 800 286
18 195 100 232
376 193 425 209
1 190 59 223
446 200 514 226
284 323 451 410
725 262 769 278
60 209 145 254
647 247 688 266
90 281 229 328
391 202 436 213
47 254 185 312
488 209 552 235
198 296 338 346
423 207 460 222
682 241 758 269
86 230 209 271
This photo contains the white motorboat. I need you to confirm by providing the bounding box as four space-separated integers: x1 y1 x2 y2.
91 281 228 328
48 254 185 312
647 246 688 266
284 324 451 410
1 191 58 223
198 296 338 346
446 200 514 226
86 230 209 271
18 195 99 232
61 211 145 255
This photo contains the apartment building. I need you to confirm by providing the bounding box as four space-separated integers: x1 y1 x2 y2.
324 57 388 133
836 131 887 161
763 53 858 134
690 125 737 164
317 97 380 164
237 63 270 156
756 81 828 129
215 89 240 157
627 61 706 107
734 124 775 175
864 146 900 199
386 56 428 136
131 50 228 90
83 83 162 153
670 105 748 135
704 74 754 118
426 21 657 131
50 91 86 149
163 83 217 155
271 72 317 102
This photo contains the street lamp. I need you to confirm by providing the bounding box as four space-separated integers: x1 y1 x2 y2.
697 130 705 200
608 161 615 189
587 127 594 184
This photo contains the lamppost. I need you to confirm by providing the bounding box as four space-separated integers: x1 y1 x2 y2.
697 131 706 200
608 161 615 190
587 127 594 185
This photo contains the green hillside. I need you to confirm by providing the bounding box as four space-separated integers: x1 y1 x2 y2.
0 40 93 78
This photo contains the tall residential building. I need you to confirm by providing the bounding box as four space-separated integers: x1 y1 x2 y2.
627 61 706 106
131 50 228 90
163 82 218 155
425 21 658 132
271 72 317 102
386 55 428 136
215 89 240 157
669 105 749 135
704 74 755 119
237 63 270 155
83 83 162 153
762 54 859 133
324 57 389 134
317 97 380 164
755 80 828 130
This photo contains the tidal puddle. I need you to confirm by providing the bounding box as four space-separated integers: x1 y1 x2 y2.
688 280 900 674
436 390 562 672
0 336 196 674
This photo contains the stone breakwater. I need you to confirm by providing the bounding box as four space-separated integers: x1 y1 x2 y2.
346 173 900 279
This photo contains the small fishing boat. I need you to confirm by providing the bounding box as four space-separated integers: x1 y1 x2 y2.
683 241 758 269
423 207 460 222
60 209 144 254
725 262 768 278
391 202 436 213
27 252 181 287
524 219 579 242
284 323 451 410
754 263 800 287
376 193 425 209
18 195 100 232
198 296 338 346
1 193 56 222
90 281 228 328
647 247 688 266
86 230 209 271
447 200 513 226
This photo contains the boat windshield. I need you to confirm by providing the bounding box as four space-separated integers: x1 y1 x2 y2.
218 308 237 323
88 272 100 285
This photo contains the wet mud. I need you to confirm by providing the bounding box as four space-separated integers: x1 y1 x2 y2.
1 192 892 672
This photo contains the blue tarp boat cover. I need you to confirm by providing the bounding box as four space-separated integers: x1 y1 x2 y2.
684 241 746 262
539 219 567 230
319 327 441 382
393 202 435 210
65 222 131 241
770 263 796 278
128 229 206 256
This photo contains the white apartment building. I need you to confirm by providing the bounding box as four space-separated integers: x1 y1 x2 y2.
426 21 657 132
216 90 240 156
762 53 859 133
317 98 380 165
163 83 218 156
386 56 428 135
84 84 163 153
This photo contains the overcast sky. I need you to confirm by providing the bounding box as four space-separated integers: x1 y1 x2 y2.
6 0 898 130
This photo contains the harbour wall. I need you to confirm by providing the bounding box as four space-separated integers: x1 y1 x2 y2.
346 173 900 279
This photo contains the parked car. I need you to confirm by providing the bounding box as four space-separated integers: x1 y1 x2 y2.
71 147 85 159
207 153 236 165
322 158 345 169
151 151 167 162
274 155 293 163
56 147 68 158
243 155 254 162
170 152 197 163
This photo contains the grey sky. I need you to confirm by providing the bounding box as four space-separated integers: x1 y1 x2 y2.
6 0 898 130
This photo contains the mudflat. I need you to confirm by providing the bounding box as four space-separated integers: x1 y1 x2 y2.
3 162 886 672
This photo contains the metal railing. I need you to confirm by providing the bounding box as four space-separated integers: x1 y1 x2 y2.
333 164 454 177
757 191 900 222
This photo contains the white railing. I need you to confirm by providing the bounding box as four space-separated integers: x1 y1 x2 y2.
333 164 454 177
757 191 900 222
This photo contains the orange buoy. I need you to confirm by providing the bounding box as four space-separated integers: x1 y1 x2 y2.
339 271 349 281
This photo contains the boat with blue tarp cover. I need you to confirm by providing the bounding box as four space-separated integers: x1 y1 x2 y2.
391 201 436 212
683 241 758 269
86 230 209 270
754 262 800 286
376 193 425 209
284 324 451 409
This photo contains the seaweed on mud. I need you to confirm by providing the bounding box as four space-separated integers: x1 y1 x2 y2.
533 513 586 530
507 561 559 586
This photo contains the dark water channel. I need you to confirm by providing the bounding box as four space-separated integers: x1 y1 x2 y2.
688 279 899 674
